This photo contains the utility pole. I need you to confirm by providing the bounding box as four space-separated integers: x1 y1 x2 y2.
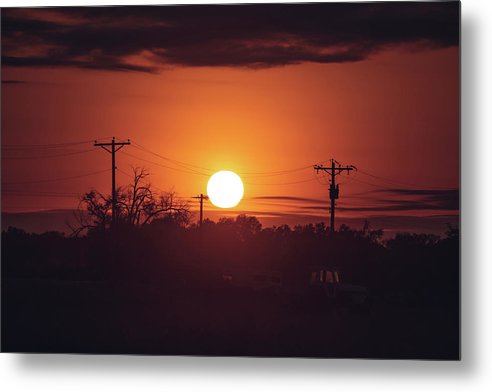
94 137 131 226
314 159 354 232
192 193 209 227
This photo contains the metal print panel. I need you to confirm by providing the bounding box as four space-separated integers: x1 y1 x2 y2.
1 1 460 359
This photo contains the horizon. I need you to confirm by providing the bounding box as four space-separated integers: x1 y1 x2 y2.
1 207 458 238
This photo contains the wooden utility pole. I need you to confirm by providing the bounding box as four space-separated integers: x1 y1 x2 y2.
192 193 209 227
314 159 354 232
94 137 131 225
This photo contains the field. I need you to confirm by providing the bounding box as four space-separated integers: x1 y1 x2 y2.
2 278 459 359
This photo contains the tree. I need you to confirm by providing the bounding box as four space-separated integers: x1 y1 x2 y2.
235 214 262 241
71 167 190 236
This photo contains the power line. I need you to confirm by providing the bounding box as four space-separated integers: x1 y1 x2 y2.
1 137 112 149
118 167 198 198
2 148 98 159
117 167 166 193
239 160 333 178
2 191 80 198
122 141 457 190
117 168 135 180
2 169 111 185
243 176 323 186
131 139 332 178
119 151 322 188
131 142 213 174
3 205 78 211
345 175 389 189
121 151 210 177
357 169 455 190
239 166 312 178
346 173 449 192
240 168 312 179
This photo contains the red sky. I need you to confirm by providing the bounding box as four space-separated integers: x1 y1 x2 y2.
1 3 459 234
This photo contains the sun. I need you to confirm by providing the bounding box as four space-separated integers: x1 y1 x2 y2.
207 171 244 208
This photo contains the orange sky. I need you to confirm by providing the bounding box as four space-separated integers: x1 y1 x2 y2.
1 4 459 234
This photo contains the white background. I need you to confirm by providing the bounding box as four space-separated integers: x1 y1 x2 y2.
0 0 490 391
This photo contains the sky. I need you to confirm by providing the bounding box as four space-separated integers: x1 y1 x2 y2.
1 2 460 235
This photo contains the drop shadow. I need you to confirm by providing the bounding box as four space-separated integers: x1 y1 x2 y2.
5 8 477 382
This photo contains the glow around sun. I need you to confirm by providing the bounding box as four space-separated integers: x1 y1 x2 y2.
207 171 244 208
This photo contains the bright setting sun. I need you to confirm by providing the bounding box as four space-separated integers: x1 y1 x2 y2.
207 170 244 208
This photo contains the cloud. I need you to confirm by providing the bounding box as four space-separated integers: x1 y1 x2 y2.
1 79 27 84
1 2 459 72
379 188 458 197
300 188 459 213
254 188 459 214
375 188 459 210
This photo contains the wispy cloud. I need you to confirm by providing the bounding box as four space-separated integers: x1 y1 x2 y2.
1 79 27 84
252 187 459 214
250 195 326 204
2 3 459 72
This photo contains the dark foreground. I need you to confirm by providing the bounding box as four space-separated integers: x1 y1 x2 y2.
2 278 459 359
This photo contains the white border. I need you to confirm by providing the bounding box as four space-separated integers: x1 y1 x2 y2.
1 0 491 391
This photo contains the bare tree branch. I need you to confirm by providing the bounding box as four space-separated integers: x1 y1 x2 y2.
73 167 190 234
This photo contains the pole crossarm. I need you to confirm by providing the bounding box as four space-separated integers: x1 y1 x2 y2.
192 194 210 200
313 164 354 175
94 139 131 149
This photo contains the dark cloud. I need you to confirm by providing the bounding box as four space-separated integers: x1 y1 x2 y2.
379 188 459 197
1 2 459 72
2 55 159 73
251 188 458 214
376 188 459 210
1 79 27 84
299 187 459 213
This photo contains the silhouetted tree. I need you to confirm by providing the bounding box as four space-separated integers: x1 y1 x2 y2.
235 214 262 241
71 167 190 235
